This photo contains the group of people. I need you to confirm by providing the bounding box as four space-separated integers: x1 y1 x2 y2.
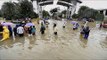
0 19 59 41
15 25 36 37
40 19 90 40
13 21 36 37
0 18 91 42
40 20 58 36
0 21 36 41
72 20 90 39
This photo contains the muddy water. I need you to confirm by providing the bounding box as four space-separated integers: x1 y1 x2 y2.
0 19 107 60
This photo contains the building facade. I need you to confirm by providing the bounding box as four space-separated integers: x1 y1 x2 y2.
31 0 82 19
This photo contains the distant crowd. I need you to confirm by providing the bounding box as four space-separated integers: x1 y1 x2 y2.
0 18 92 41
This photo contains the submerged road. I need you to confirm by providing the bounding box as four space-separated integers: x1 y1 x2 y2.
0 19 107 60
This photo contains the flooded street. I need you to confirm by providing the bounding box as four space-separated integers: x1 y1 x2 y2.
0 19 107 60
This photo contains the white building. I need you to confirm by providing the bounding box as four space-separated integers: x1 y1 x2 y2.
31 0 82 19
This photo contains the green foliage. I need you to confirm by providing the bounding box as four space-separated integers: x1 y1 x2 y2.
0 10 2 17
95 13 104 21
1 0 38 20
19 0 34 18
61 10 67 15
1 2 16 20
78 6 89 17
42 10 50 18
78 6 104 21
72 14 79 19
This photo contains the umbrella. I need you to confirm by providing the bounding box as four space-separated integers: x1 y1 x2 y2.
25 23 35 27
71 21 77 25
1 22 14 26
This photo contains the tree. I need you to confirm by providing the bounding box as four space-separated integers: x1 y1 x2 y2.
42 10 50 18
33 12 39 18
0 10 2 17
78 6 89 17
18 0 39 19
95 13 104 21
19 0 34 18
61 10 67 15
1 0 39 20
72 14 79 19
13 2 21 19
78 6 104 21
1 2 16 20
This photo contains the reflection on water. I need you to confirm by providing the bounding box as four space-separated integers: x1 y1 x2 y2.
0 19 107 60
79 35 88 48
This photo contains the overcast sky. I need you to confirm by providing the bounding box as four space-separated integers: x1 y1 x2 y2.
0 0 107 12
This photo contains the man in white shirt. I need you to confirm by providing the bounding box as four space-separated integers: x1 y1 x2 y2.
17 26 24 37
62 19 66 28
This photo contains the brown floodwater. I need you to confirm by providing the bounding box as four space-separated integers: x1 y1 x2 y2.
0 19 107 60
